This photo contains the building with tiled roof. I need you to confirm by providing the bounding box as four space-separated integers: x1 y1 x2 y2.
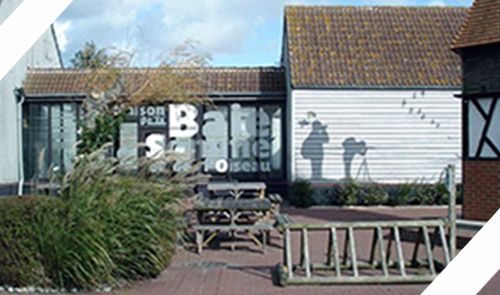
23 67 286 98
452 0 500 49
0 0 62 195
452 0 500 221
20 66 287 184
282 6 467 185
9 5 472 196
284 6 466 88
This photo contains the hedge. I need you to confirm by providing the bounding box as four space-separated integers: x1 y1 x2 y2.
0 196 51 287
289 180 463 207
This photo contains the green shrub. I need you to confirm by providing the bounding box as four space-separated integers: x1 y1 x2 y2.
78 112 124 156
338 181 361 206
0 148 194 290
0 196 49 287
289 180 314 208
315 186 342 206
414 185 437 205
335 182 389 206
388 183 413 206
434 181 450 205
362 184 389 205
328 180 458 207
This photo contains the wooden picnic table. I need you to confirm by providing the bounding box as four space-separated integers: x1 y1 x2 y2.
193 198 272 224
206 181 267 199
191 197 273 253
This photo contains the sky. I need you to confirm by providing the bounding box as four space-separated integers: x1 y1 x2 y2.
54 0 473 67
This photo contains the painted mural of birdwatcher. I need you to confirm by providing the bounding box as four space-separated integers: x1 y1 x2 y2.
301 120 329 180
342 137 371 181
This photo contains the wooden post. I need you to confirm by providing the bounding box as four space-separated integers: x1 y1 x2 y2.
196 230 203 254
302 228 311 278
438 224 451 265
348 227 358 277
447 164 457 259
262 230 267 254
385 228 393 265
285 228 293 279
422 226 436 276
330 228 341 277
376 227 389 276
393 226 406 277
369 228 378 266
327 228 333 266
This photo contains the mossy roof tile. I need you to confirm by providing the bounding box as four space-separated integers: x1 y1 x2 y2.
285 6 468 88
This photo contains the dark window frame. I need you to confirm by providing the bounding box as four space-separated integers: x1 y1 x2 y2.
464 96 500 161
22 101 81 180
23 97 287 182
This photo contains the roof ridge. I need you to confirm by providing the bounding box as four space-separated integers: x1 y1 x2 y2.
24 66 287 96
284 5 468 9
26 66 285 74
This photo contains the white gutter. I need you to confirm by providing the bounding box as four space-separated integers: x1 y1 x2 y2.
15 88 24 195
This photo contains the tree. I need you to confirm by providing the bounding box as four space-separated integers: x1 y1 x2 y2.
70 41 112 69
72 41 126 155
75 40 211 155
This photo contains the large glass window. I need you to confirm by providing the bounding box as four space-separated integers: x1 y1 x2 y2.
231 104 258 175
198 102 284 180
167 104 197 172
23 103 79 180
23 101 284 182
259 105 282 177
202 106 229 173
51 104 78 173
23 104 49 179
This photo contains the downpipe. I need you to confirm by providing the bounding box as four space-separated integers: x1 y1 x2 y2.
15 87 25 196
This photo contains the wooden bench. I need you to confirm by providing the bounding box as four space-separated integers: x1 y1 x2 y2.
192 221 274 254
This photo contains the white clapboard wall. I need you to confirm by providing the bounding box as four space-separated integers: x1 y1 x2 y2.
291 89 462 184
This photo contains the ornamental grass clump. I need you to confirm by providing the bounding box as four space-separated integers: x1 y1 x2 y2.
0 146 202 290
0 41 210 290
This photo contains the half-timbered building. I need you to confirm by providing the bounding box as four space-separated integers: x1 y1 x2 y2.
452 0 500 221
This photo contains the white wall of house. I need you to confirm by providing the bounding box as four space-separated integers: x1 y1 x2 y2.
290 89 462 184
0 0 62 186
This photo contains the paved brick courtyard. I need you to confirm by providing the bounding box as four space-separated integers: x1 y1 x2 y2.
2 206 497 295
111 206 498 295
